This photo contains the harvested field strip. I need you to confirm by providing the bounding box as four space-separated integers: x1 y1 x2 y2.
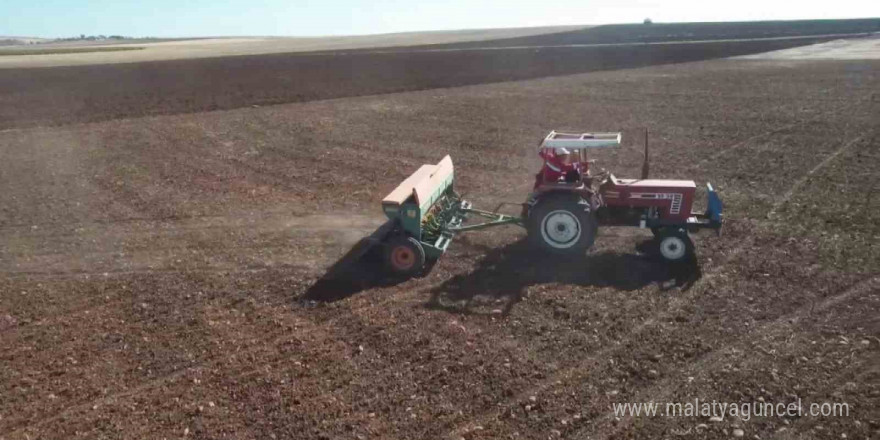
0 36 848 130
0 47 143 56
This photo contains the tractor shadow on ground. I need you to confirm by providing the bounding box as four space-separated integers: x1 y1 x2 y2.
427 238 701 315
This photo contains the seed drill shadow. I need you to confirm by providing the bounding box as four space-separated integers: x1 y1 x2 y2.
302 222 436 303
428 238 701 315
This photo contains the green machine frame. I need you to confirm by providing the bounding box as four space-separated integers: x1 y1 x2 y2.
381 157 523 260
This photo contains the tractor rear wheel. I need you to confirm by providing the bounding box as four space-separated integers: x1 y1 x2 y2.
655 227 694 262
385 236 426 276
527 195 597 255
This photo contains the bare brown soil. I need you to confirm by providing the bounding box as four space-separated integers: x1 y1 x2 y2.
0 35 857 131
400 18 880 49
1 54 878 439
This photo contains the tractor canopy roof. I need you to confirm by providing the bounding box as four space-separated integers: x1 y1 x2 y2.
539 131 621 150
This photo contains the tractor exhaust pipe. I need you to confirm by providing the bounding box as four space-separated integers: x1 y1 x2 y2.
641 128 650 180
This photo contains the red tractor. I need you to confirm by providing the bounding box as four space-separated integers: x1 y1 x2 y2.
525 131 722 261
375 130 723 276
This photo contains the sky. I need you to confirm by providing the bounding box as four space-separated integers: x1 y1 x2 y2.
2 0 879 38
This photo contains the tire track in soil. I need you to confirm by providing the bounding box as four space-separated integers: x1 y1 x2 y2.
667 131 872 291
580 275 880 440
767 133 872 218
1 263 309 279
0 211 381 233
1 212 384 276
690 122 801 169
0 212 384 341
443 130 874 439
689 96 868 171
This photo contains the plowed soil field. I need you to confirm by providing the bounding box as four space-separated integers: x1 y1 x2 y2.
1 33 873 130
1 33 878 440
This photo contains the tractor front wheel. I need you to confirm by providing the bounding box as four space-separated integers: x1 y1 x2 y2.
527 195 597 255
385 236 426 276
656 228 694 262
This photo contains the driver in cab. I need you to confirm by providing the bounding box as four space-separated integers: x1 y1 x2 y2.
534 147 582 188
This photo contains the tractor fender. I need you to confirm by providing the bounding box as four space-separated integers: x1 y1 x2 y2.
526 189 598 218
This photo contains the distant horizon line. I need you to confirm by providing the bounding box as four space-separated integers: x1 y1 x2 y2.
5 16 879 40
